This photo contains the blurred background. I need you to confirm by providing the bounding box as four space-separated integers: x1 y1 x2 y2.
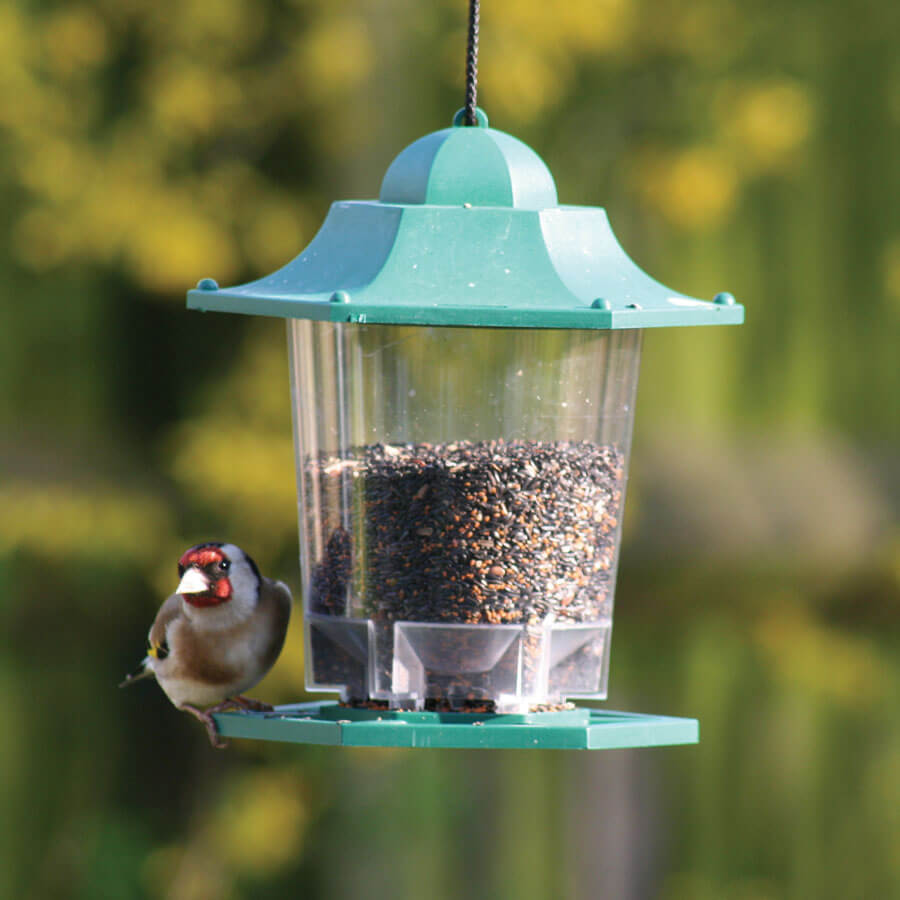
1 0 898 897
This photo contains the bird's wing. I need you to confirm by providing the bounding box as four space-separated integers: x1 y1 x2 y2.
148 593 182 658
264 579 293 617
262 578 292 631
256 578 292 671
120 593 183 687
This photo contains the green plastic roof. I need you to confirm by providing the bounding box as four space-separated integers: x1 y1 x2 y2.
187 110 743 330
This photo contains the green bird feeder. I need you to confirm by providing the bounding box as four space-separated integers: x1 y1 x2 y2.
188 108 742 750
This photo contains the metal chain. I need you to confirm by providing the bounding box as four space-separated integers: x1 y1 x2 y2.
464 0 480 125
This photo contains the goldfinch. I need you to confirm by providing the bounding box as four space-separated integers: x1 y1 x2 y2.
121 542 292 748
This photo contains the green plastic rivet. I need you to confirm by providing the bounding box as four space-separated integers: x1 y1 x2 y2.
452 107 490 128
591 298 612 310
197 278 219 291
714 292 736 306
330 291 351 304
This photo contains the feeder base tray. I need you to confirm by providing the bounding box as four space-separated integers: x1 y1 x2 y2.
212 701 698 750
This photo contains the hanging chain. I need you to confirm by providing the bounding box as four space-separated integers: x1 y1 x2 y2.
464 0 480 125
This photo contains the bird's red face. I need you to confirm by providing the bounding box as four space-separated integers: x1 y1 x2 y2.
177 545 233 607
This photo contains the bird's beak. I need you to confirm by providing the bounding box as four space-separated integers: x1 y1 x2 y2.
177 567 210 595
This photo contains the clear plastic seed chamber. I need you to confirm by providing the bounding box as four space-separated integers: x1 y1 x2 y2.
187 109 742 745
291 322 641 712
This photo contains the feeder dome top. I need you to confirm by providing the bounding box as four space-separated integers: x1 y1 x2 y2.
188 110 743 330
379 109 558 210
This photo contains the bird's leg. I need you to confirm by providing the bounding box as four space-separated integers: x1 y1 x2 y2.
205 698 243 714
180 703 228 749
231 695 274 712
204 696 273 715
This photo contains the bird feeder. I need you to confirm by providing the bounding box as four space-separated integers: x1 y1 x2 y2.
187 109 742 749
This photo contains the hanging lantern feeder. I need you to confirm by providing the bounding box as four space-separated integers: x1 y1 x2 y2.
186 12 742 750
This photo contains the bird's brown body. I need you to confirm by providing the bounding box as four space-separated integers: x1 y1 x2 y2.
122 542 292 747
150 577 291 710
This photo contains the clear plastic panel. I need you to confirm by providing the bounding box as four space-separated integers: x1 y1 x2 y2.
289 322 641 711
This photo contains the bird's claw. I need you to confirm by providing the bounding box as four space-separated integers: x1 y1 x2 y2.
209 731 229 750
233 695 274 712
181 703 229 749
206 699 242 715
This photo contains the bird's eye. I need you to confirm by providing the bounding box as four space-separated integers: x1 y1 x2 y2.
219 559 230 572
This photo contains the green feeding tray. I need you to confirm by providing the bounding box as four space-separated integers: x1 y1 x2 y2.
188 109 743 330
213 702 699 750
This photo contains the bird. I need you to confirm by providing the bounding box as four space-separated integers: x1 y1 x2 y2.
121 542 292 748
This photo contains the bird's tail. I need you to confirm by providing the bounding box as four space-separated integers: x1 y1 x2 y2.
119 657 155 688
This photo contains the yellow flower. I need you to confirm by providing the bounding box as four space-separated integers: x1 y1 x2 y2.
631 146 738 229
718 80 815 172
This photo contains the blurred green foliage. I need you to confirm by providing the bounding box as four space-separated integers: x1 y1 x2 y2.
0 1 897 898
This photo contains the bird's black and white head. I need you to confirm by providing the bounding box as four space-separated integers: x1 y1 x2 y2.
176 542 261 622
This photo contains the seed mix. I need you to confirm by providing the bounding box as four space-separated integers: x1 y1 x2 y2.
308 440 624 707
